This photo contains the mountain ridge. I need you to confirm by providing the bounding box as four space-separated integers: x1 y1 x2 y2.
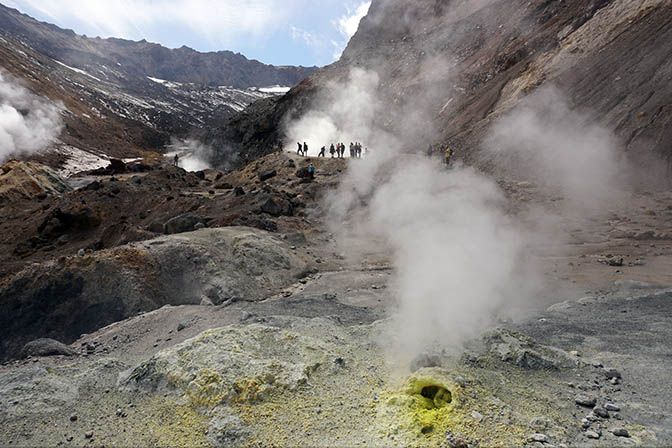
0 3 317 89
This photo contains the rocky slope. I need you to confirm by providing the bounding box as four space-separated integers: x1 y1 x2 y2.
212 0 672 167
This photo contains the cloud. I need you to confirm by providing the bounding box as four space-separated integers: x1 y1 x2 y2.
0 70 63 163
9 0 370 66
11 0 298 48
332 1 371 59
290 26 322 49
336 1 371 39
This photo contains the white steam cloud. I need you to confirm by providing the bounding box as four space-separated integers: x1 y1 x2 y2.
288 67 628 364
285 68 380 156
483 86 627 214
0 70 63 163
171 138 214 172
303 68 538 360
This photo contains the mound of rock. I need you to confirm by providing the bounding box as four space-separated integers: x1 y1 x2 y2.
119 318 339 404
0 227 308 361
0 160 71 204
485 328 579 370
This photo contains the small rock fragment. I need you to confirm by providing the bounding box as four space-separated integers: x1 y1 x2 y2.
529 433 548 443
604 403 620 412
454 377 469 387
603 368 622 379
84 431 93 439
471 411 483 422
69 414 78 422
586 430 600 439
531 416 551 431
593 407 609 418
611 427 629 437
575 394 597 408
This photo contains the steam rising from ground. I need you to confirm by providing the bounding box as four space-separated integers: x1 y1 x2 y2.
170 138 220 172
309 69 537 359
483 86 627 214
289 67 628 364
285 68 381 156
0 70 63 163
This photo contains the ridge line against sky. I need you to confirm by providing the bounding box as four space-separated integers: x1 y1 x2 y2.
2 0 371 67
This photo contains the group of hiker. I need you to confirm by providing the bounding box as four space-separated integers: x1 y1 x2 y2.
294 141 367 159
296 141 309 156
320 142 365 158
287 139 454 167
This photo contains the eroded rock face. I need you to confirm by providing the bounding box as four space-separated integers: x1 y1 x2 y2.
0 227 308 361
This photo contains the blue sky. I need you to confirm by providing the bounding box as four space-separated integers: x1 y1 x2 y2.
3 0 371 67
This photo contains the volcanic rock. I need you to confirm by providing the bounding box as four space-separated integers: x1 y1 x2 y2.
575 394 597 408
0 160 71 204
0 227 308 361
164 214 206 235
611 427 630 437
258 169 277 182
19 338 77 358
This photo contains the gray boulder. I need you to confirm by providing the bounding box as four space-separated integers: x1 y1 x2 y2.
148 221 165 234
258 169 277 182
259 196 292 217
164 214 206 234
20 338 77 358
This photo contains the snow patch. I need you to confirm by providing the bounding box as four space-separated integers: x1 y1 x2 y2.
52 145 109 177
147 76 184 89
54 60 103 82
257 85 291 94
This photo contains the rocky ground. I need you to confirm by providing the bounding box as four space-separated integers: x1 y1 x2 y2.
1 152 671 447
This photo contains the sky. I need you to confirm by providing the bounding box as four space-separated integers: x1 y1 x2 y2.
2 0 371 67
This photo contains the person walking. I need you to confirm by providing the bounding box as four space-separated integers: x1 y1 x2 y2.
319 146 326 157
308 163 315 180
303 142 309 156
444 146 454 166
297 142 303 156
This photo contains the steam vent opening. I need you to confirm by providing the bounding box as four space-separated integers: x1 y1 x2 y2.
419 384 452 409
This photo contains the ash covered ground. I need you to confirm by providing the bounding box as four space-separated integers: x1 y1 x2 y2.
1 148 672 447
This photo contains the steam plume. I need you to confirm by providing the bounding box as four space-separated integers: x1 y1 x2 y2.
483 86 628 215
287 66 629 365
0 70 63 163
297 68 537 360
